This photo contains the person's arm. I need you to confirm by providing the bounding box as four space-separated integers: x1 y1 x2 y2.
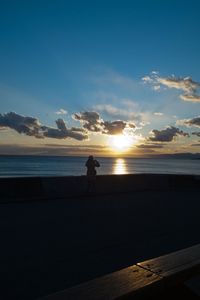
95 160 100 167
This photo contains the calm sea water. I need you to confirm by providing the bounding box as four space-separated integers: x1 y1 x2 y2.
0 155 200 177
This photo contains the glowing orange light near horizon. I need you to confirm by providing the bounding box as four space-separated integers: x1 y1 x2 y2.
110 134 133 152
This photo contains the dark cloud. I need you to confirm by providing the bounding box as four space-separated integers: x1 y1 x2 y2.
149 126 189 142
180 116 200 128
55 118 67 131
1 111 137 142
73 111 136 135
102 120 127 135
41 121 88 141
0 111 42 138
192 132 200 137
0 112 88 141
73 111 103 132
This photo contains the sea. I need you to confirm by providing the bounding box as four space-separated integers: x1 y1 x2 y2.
0 155 200 177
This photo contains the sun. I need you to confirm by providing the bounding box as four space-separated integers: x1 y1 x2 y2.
110 134 133 151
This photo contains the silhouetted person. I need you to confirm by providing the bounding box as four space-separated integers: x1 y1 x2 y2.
85 155 100 193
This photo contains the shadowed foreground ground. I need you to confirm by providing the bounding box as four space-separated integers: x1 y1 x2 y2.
0 190 200 299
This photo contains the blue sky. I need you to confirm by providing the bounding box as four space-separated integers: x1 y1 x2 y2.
0 0 200 156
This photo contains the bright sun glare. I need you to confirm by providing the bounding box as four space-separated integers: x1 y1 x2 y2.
111 135 133 151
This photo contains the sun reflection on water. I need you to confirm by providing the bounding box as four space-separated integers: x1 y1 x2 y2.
113 158 127 175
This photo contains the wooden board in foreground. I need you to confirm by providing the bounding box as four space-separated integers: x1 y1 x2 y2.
38 244 200 300
137 243 200 278
38 265 161 300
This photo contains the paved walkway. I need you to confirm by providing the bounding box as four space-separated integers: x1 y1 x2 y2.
0 190 200 299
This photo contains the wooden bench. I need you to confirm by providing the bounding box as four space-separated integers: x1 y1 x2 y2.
37 244 200 300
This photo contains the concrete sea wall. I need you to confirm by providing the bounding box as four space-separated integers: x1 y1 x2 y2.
0 173 200 201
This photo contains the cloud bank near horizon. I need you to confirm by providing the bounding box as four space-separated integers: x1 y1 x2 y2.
0 111 137 141
0 110 196 149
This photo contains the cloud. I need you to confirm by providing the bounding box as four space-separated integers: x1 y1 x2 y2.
55 108 68 115
136 143 164 149
0 111 42 138
92 69 136 89
70 127 87 132
95 104 125 117
0 112 88 141
94 103 141 121
102 120 127 135
42 126 87 141
154 112 163 116
149 126 189 142
73 111 103 132
142 75 153 83
180 94 200 103
192 132 200 137
157 76 199 93
45 143 106 149
153 85 161 91
73 111 136 135
0 144 108 156
143 72 200 103
177 116 200 128
0 111 138 142
41 119 88 141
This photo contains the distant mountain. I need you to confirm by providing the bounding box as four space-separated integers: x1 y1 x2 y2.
149 153 200 159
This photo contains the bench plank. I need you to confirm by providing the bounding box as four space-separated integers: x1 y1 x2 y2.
137 244 200 277
38 265 161 300
38 244 200 300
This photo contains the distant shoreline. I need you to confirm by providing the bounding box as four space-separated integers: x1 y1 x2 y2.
0 152 200 159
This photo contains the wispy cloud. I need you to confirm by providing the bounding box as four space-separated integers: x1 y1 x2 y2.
179 94 200 103
94 103 141 121
142 72 200 103
91 69 136 89
0 143 109 156
55 108 68 115
136 143 164 149
154 112 163 116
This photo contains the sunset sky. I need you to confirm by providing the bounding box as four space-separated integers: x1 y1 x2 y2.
0 0 200 156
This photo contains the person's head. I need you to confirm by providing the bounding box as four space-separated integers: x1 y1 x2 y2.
88 155 94 160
